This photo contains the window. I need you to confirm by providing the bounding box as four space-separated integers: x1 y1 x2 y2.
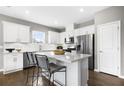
32 31 46 43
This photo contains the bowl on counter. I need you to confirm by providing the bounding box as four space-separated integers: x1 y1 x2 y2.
15 49 21 52
5 48 15 53
53 49 65 55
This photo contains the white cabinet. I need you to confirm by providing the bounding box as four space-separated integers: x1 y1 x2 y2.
4 53 23 74
18 25 30 42
75 25 95 37
60 32 66 44
3 21 30 43
66 30 74 37
74 25 95 43
3 22 18 42
4 54 15 71
48 31 60 44
74 29 81 37
65 24 75 40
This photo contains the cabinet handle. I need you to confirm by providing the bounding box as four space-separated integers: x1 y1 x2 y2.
99 51 103 53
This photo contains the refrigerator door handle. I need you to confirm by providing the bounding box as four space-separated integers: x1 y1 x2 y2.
99 50 103 53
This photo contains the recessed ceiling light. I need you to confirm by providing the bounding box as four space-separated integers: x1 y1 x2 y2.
25 10 30 14
80 8 84 12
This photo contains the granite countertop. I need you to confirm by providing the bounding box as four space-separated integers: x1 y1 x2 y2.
35 52 91 63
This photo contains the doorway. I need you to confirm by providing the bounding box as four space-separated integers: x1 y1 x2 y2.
97 21 120 76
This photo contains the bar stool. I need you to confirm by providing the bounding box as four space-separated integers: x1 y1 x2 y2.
25 52 37 86
35 54 67 86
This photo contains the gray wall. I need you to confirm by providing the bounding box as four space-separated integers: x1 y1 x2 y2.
95 6 124 76
60 20 95 33
74 20 94 29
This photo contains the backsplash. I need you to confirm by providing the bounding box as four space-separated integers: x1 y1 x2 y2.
3 43 58 53
4 43 40 52
41 44 57 50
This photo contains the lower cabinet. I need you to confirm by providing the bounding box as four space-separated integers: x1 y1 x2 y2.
3 53 23 74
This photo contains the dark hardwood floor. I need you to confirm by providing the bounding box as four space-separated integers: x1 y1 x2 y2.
0 68 124 86
0 67 50 86
88 70 124 86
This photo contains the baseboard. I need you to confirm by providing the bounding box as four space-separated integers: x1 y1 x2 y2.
3 68 23 74
94 69 99 72
119 75 124 79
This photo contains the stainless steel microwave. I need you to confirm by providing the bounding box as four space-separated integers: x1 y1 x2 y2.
65 37 74 44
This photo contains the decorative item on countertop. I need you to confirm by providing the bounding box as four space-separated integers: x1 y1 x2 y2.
5 48 15 53
15 48 21 52
53 49 65 55
54 45 64 55
56 45 63 49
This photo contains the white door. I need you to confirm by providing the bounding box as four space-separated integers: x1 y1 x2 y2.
97 21 120 76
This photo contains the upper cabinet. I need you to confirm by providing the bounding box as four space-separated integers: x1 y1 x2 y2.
3 21 30 43
48 31 60 44
18 25 30 42
60 32 66 44
3 21 18 42
65 24 74 38
75 25 95 36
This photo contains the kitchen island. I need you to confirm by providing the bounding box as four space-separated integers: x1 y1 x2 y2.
35 52 91 86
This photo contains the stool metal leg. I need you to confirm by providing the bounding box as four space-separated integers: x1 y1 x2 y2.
37 67 39 86
26 68 29 85
65 68 67 86
49 73 51 86
32 67 35 86
53 73 54 86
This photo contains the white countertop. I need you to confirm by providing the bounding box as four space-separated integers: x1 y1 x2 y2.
1 52 24 54
35 52 91 63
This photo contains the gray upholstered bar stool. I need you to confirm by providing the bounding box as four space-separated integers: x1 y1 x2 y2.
35 54 67 86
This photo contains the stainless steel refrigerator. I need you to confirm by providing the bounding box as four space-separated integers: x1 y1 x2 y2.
76 34 95 70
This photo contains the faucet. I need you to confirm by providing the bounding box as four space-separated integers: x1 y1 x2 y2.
39 44 42 51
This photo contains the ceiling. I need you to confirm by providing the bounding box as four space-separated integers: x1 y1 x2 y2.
0 6 109 29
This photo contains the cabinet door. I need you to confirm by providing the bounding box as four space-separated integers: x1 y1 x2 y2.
4 54 15 71
48 31 52 43
18 25 30 42
3 21 18 42
74 29 80 37
68 30 74 37
52 32 55 44
48 31 60 44
60 32 66 44
54 32 60 44
87 25 95 34
16 53 23 69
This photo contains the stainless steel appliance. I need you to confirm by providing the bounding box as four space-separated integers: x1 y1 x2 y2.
65 37 74 44
76 34 95 70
